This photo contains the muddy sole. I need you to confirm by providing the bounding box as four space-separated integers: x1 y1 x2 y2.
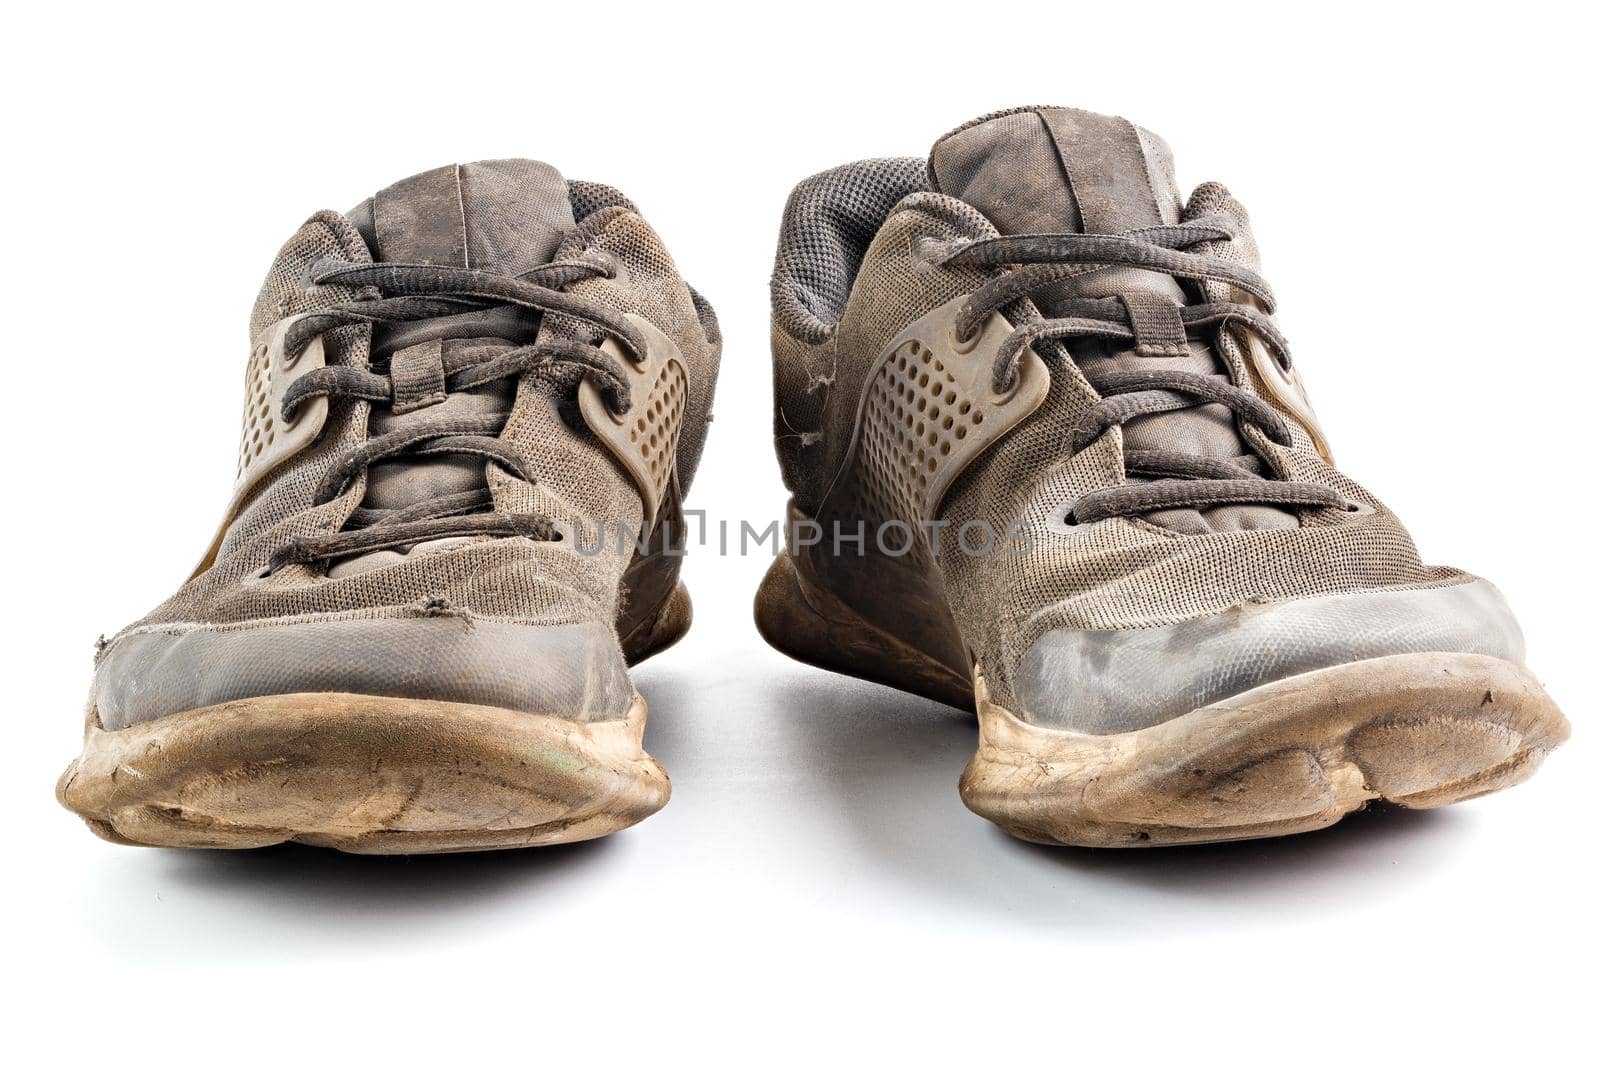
756 554 1570 846
57 692 669 854
962 654 1569 846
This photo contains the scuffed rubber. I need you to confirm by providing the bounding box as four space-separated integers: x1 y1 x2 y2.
57 692 669 854
961 653 1569 847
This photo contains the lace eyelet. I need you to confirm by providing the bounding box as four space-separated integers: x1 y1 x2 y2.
281 335 310 370
991 367 1025 405
604 397 632 425
950 322 981 354
1046 501 1082 534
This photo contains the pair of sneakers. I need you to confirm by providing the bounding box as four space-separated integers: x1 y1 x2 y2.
58 107 1569 853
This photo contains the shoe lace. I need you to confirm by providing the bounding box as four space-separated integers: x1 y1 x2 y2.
942 216 1348 524
267 256 640 570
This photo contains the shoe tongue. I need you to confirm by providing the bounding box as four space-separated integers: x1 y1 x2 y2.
349 158 575 273
328 160 577 579
930 106 1181 237
930 107 1185 304
930 108 1297 534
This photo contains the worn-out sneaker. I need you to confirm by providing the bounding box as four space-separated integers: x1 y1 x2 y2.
58 161 719 853
756 107 1568 846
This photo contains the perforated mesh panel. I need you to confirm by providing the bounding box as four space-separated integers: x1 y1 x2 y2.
631 358 688 508
834 297 1046 524
860 338 985 519
229 320 327 506
771 191 1003 511
578 314 691 523
238 339 276 478
538 206 720 504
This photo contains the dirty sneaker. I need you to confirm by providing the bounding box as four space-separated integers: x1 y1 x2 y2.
756 107 1568 846
59 160 719 853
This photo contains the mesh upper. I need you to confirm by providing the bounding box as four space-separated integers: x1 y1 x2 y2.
109 179 720 647
770 158 930 345
770 142 1473 710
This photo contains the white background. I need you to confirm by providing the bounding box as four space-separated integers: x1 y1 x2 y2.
4 2 1594 1063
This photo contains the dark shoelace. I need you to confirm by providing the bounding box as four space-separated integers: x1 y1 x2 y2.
267 257 638 569
942 216 1348 524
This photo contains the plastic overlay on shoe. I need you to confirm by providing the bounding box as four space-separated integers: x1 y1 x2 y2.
236 314 330 489
191 315 331 577
826 296 1049 520
579 313 689 524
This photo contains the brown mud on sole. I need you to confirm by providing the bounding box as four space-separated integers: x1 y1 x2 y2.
57 692 669 854
961 653 1570 846
757 553 1569 846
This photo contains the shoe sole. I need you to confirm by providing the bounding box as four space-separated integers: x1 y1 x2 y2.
963 653 1568 846
57 693 669 854
756 554 1569 846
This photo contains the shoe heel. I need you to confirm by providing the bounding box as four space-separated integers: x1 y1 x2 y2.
754 552 974 710
622 582 692 665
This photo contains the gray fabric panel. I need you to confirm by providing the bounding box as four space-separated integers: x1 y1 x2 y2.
929 108 1083 233
458 159 575 273
94 618 634 729
353 159 576 274
770 157 930 343
1039 108 1164 234
1014 580 1526 734
568 179 637 222
372 164 468 265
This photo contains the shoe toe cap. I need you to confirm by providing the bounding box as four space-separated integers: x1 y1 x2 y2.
1012 579 1525 734
91 615 634 730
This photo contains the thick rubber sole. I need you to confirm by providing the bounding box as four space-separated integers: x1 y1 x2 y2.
755 554 1570 846
962 654 1569 846
57 692 669 854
